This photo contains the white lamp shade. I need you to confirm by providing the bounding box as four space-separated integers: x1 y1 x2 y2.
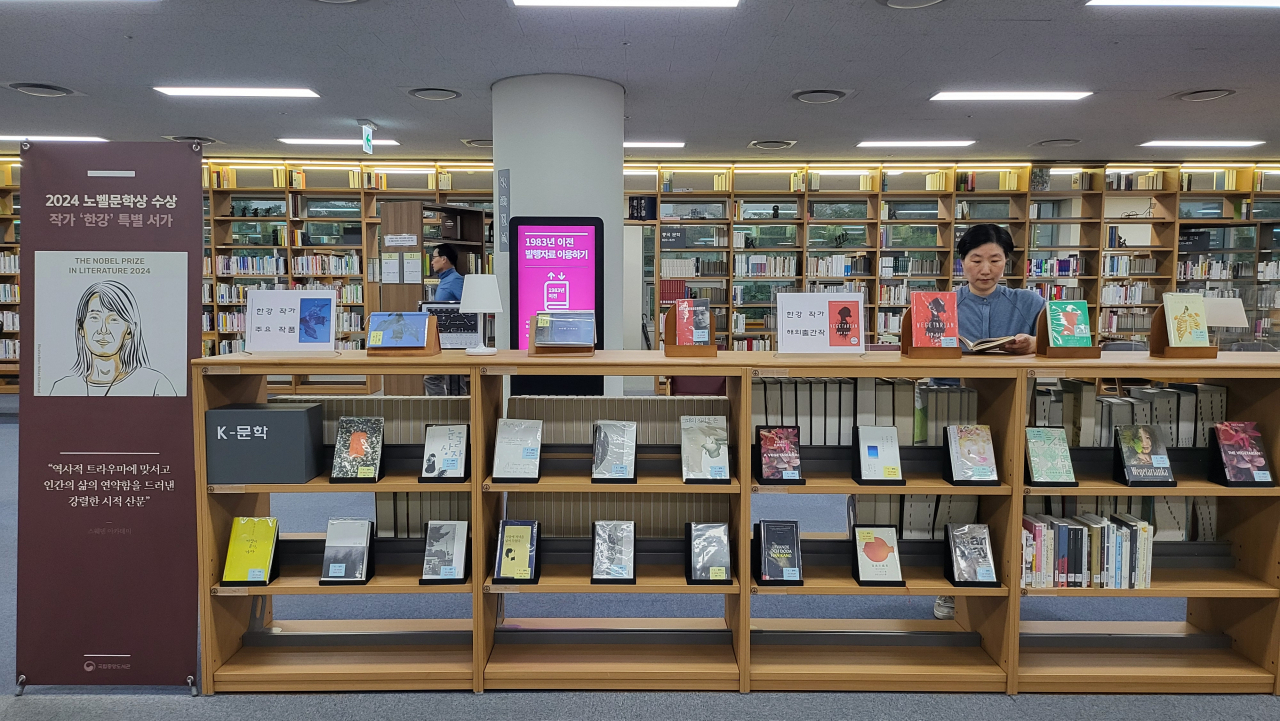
460 274 504 314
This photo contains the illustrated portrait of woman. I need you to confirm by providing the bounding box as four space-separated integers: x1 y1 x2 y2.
49 280 177 397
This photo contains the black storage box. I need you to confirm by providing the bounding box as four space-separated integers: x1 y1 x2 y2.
205 403 323 485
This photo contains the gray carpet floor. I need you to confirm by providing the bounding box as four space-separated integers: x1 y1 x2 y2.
0 421 1278 719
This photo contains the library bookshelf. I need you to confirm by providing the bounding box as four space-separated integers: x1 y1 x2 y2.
193 349 1280 695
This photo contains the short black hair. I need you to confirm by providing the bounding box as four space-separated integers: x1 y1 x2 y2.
434 243 459 269
957 224 1014 259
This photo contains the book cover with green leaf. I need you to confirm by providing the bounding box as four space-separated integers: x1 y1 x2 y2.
1025 427 1076 485
1046 300 1092 347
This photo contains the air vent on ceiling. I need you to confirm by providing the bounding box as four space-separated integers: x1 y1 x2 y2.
462 139 493 148
411 88 460 101
875 0 949 7
749 140 796 150
1176 89 1235 103
164 136 218 145
8 83 75 97
1035 139 1081 147
793 90 846 104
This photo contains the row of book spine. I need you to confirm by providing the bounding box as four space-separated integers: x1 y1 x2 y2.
1100 281 1155 305
1021 513 1154 589
1103 254 1157 277
213 281 289 304
217 339 245 354
292 281 364 304
0 339 19 360
215 254 288 277
876 311 903 334
0 311 18 332
337 339 365 350
1026 255 1082 278
336 311 363 333
878 256 941 277
731 337 772 350
806 280 869 295
1181 169 1240 192
0 284 18 302
1106 171 1165 191
955 171 1019 192
730 312 774 332
660 257 727 277
291 254 361 276
734 254 797 277
1028 169 1093 193
217 312 246 332
0 252 16 273
1028 282 1086 301
1177 257 1252 280
806 254 870 277
1099 307 1152 333
1030 378 1225 448
1256 260 1280 280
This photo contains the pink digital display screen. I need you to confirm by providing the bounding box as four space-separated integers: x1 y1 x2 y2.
513 224 597 350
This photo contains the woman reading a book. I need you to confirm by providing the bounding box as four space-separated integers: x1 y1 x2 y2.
956 224 1046 355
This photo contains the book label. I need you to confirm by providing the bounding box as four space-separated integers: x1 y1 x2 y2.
522 447 538 459
441 458 459 470
358 466 375 478
709 465 729 479
709 567 726 580
440 566 457 578
782 470 799 479
247 568 264 581
328 563 345 577
783 568 800 581
1151 455 1169 468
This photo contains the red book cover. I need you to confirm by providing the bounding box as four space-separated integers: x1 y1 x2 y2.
827 299 862 348
1214 422 1272 484
910 291 958 348
674 298 695 345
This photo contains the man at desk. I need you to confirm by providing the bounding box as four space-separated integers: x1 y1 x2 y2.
955 223 1045 355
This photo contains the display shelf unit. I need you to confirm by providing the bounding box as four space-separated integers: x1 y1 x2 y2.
193 350 1280 694
0 159 19 390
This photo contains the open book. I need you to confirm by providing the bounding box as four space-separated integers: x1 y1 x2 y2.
959 335 1016 353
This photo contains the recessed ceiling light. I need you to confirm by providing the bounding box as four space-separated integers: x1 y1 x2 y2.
462 139 493 148
410 88 460 101
875 0 949 7
624 141 685 148
1089 1 1280 6
7 83 74 97
1036 138 1082 147
749 140 796 150
278 138 400 145
164 135 218 144
793 90 847 104
932 91 1092 101
155 87 319 97
858 140 975 147
1141 140 1264 147
1177 89 1236 102
509 0 740 6
0 135 107 142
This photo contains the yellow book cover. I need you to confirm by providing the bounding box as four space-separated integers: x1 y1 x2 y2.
1163 292 1210 347
498 523 533 580
222 516 278 584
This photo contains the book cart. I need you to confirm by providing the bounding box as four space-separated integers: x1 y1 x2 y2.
193 350 1280 695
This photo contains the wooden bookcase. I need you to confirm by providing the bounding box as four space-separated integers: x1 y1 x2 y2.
193 350 1280 695
0 159 19 392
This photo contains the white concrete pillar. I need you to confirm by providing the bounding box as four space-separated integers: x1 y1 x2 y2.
491 74 625 369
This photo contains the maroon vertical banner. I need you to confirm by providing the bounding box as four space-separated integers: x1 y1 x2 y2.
17 142 200 687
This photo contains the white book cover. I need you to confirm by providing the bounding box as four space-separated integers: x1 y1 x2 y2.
946 425 998 482
857 426 902 482
321 518 372 582
592 520 636 580
493 419 543 479
854 526 903 583
592 420 638 479
422 520 468 580
422 424 468 479
680 416 731 481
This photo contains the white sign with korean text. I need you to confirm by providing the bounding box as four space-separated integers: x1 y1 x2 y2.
245 290 338 352
777 292 865 354
384 234 417 247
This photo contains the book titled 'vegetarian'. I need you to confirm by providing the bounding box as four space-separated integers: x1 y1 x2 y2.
331 416 385 482
681 416 731 484
421 520 468 584
852 525 904 586
910 291 959 348
1114 424 1176 487
591 520 636 584
1209 421 1273 487
755 520 803 585
1025 427 1077 486
756 425 802 483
